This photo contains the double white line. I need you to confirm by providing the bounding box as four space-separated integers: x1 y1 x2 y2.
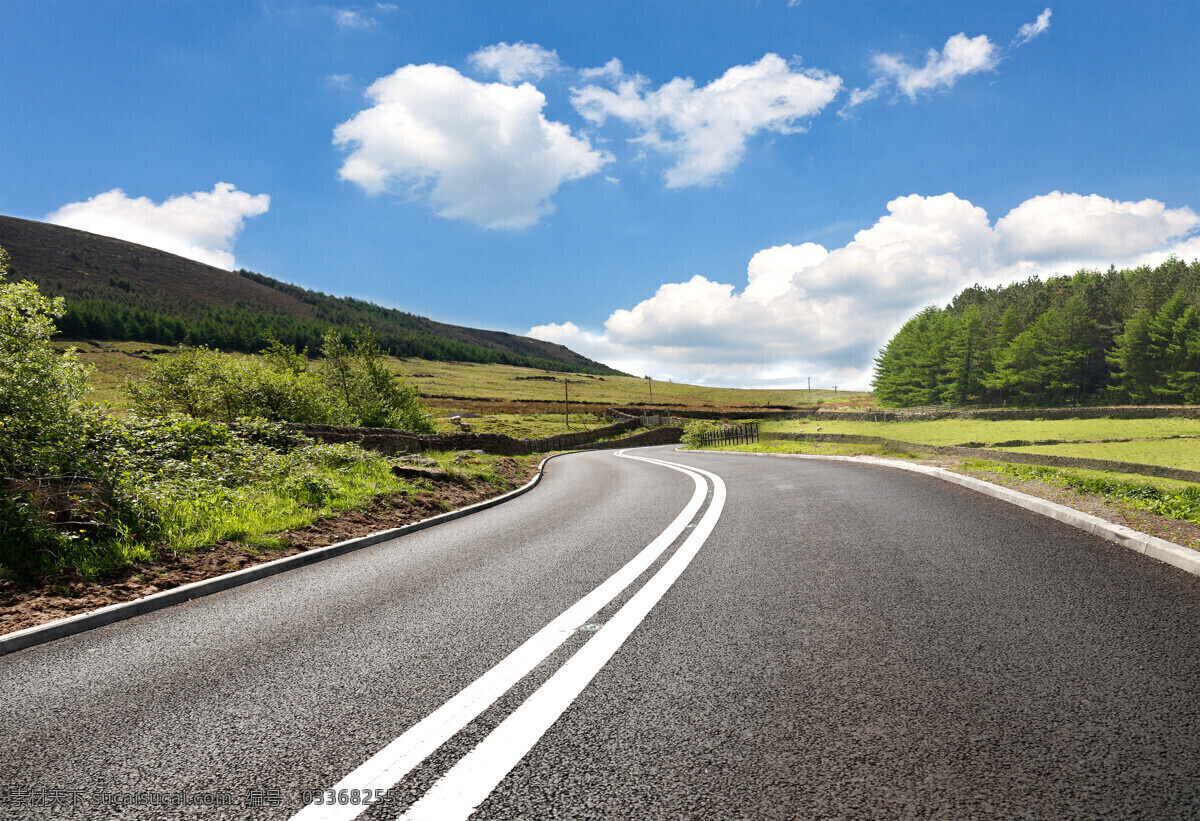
292 451 727 821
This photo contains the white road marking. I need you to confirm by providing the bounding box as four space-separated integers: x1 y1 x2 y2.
400 454 727 821
291 452 712 821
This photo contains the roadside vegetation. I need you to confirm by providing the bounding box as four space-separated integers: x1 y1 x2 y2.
0 247 478 582
959 460 1200 524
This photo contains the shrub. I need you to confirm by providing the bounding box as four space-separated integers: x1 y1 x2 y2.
126 330 435 432
681 420 723 447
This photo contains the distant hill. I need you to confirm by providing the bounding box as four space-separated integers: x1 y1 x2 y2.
0 215 622 375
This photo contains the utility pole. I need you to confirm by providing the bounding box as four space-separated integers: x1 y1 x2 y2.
807 376 811 401
563 378 570 429
645 374 653 405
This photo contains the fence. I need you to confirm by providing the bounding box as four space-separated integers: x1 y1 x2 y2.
692 422 759 448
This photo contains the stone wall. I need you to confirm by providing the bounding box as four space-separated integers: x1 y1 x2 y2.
287 417 656 456
814 405 1200 423
765 432 1200 484
607 406 815 422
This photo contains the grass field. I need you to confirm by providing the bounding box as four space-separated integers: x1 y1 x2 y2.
758 416 1200 472
429 412 613 437
763 417 1200 445
63 341 872 412
1003 439 1200 470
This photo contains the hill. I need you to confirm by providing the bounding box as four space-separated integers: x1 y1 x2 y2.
872 255 1200 407
0 215 622 375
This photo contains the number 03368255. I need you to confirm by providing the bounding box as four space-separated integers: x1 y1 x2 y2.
300 788 392 807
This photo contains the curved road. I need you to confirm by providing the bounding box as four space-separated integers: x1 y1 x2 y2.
2 446 1200 818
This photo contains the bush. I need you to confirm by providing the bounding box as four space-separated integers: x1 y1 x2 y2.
681 420 723 447
126 330 435 432
319 328 434 431
0 248 92 473
126 345 333 424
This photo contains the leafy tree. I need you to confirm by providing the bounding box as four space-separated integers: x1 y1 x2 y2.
0 248 91 471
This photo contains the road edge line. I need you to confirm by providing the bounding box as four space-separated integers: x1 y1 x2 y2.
686 448 1200 579
0 453 566 656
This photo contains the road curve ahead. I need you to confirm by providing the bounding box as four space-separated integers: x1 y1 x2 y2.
2 446 1200 819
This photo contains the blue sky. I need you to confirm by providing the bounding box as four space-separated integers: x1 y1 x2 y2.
3 1 1198 389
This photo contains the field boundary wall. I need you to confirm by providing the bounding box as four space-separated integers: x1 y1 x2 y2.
285 418 681 456
814 405 1200 422
764 432 1200 484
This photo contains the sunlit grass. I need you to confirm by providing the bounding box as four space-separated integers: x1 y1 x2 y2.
760 416 1200 445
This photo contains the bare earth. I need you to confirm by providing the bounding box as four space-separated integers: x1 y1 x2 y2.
0 459 538 636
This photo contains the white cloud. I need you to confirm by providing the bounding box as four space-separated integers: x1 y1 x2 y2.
327 73 353 89
845 12 1053 112
1015 8 1052 45
46 183 270 270
570 54 841 188
469 42 561 84
875 32 999 100
333 9 377 30
529 192 1200 391
994 191 1198 266
333 63 609 229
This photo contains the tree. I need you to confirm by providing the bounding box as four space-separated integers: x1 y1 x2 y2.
0 247 91 471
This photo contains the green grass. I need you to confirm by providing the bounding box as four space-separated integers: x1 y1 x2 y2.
958 460 1200 524
388 359 868 409
761 416 1200 445
1003 439 1200 471
71 345 874 412
685 440 925 459
430 411 612 438
142 455 412 558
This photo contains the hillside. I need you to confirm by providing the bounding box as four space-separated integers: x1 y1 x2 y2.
873 255 1200 407
0 215 622 375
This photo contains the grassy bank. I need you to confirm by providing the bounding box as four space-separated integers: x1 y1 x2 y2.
760 416 1200 472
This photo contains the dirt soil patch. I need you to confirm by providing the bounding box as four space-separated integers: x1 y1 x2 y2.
0 458 539 636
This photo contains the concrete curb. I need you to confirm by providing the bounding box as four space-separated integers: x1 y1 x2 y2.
687 449 1200 579
0 453 564 656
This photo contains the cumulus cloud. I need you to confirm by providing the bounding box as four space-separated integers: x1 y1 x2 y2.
333 9 377 30
994 191 1199 266
46 183 270 270
570 54 841 188
469 42 561 84
333 64 609 229
1015 8 1052 45
529 192 1200 390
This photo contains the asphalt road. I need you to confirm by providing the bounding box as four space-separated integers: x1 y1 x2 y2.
2 446 1200 819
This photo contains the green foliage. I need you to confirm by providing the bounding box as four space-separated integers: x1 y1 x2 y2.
126 345 332 424
965 460 1200 523
681 419 723 447
873 257 1200 407
320 328 433 431
125 330 435 431
1 410 406 577
0 248 92 471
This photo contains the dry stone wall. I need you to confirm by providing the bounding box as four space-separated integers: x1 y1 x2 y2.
766 432 1200 484
285 418 671 456
815 405 1200 423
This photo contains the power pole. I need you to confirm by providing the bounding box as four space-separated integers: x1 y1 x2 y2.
807 376 811 401
563 378 570 429
646 374 653 405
